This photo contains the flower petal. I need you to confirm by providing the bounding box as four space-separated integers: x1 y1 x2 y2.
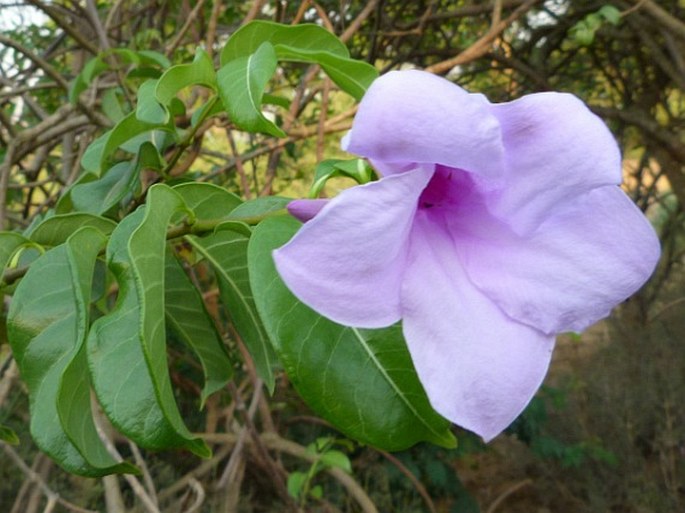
287 199 329 222
457 185 660 334
274 166 433 328
488 92 622 234
400 211 555 441
343 70 504 180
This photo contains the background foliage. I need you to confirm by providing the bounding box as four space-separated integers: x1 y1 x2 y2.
0 0 683 512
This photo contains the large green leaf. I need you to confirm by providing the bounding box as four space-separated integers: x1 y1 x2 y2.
7 227 135 476
172 182 242 221
274 46 377 100
155 48 217 108
217 42 285 137
165 250 232 406
29 213 117 246
81 112 172 174
71 162 135 215
187 228 276 392
136 79 167 125
87 187 209 457
220 21 349 64
71 142 162 215
248 216 456 450
220 21 377 100
228 196 290 219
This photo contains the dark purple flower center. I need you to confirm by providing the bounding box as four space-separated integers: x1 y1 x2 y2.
419 165 473 212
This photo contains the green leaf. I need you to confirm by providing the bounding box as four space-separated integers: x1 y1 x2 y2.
320 450 351 472
310 158 374 197
136 79 167 124
187 228 276 392
249 217 456 450
71 143 161 215
0 424 19 445
69 56 108 104
274 46 377 100
155 48 217 108
217 42 285 137
7 227 135 476
229 196 290 219
0 232 32 275
81 112 171 174
221 21 349 64
71 162 135 215
134 49 171 69
220 21 378 100
190 98 224 127
598 5 621 25
29 213 116 246
102 88 125 123
287 471 307 499
172 182 242 221
165 250 232 406
87 187 210 457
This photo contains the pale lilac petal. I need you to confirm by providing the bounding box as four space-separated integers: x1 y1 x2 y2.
456 185 660 334
287 199 329 222
343 70 505 180
274 166 433 328
488 93 622 234
400 211 555 441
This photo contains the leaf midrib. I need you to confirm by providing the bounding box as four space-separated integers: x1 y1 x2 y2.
350 327 447 441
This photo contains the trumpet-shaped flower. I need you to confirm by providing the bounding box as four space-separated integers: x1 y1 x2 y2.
273 70 660 441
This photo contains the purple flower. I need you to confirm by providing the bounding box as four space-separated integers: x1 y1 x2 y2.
273 70 660 441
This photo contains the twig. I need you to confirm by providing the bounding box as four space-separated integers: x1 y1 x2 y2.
202 432 379 513
184 478 206 513
10 453 45 513
158 442 234 501
632 0 685 41
307 1 335 32
130 441 159 507
377 450 437 513
0 143 16 230
340 0 381 43
0 35 69 90
492 0 503 28
103 474 126 513
217 380 263 488
259 66 321 196
226 129 252 198
84 0 111 50
94 421 161 513
24 0 99 55
316 78 331 163
485 479 532 513
205 0 223 58
104 0 127 31
165 0 208 57
425 0 541 74
620 0 648 17
243 0 267 25
1 444 98 513
262 433 379 513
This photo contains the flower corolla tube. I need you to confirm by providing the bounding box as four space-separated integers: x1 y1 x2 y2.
273 70 660 441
